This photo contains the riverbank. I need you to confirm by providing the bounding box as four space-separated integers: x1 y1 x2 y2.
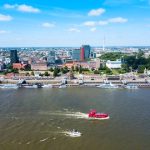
1 78 150 88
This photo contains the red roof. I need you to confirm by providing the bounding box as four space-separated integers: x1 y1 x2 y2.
13 63 26 69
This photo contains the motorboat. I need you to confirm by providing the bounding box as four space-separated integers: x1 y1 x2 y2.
59 84 67 88
0 84 18 89
97 82 118 89
125 84 138 89
42 84 53 88
65 129 82 137
88 110 109 120
23 84 38 88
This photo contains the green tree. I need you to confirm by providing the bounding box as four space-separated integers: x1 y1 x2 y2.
3 71 8 75
31 71 34 76
49 68 54 72
7 64 13 70
26 72 30 76
138 65 145 73
12 68 19 73
61 68 64 73
71 66 74 71
44 71 49 76
79 65 83 74
105 67 112 75
137 49 144 58
20 68 24 71
64 66 68 70
75 66 79 72
39 73 43 77
100 52 123 61
61 67 69 74
53 68 58 77
82 68 89 71
121 64 129 72
94 70 99 74
24 64 31 71
56 68 60 73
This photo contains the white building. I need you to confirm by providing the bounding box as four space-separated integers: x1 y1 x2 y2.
106 59 122 69
4 58 11 64
0 63 3 71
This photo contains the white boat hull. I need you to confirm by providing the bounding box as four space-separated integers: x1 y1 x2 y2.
0 84 18 89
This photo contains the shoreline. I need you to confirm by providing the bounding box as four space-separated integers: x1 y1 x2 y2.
1 78 150 88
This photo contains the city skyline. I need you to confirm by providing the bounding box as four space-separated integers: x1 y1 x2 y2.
0 0 150 47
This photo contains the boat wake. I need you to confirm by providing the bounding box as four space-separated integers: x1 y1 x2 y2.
39 137 49 142
39 111 89 119
64 112 89 119
60 130 82 137
39 110 110 120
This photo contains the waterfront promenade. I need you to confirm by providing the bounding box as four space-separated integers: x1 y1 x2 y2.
1 76 150 88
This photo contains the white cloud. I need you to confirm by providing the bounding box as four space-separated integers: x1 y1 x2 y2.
0 14 13 21
98 21 108 25
83 21 97 27
90 27 97 32
4 4 16 9
82 17 127 28
0 30 8 34
88 8 105 16
42 22 55 28
17 4 40 13
68 28 81 33
108 17 128 23
4 4 40 13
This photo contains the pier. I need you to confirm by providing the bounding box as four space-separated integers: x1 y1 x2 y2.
1 78 150 88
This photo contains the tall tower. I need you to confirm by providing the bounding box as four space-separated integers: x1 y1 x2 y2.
80 47 85 61
80 45 91 61
10 50 19 64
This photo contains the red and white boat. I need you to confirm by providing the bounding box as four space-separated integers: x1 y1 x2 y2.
88 110 109 120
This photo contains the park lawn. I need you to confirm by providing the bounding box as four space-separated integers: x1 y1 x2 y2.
111 69 120 75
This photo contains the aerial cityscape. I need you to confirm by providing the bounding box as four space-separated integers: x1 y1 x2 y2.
0 0 150 150
0 46 150 85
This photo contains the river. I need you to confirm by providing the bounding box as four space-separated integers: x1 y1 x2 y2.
0 87 150 150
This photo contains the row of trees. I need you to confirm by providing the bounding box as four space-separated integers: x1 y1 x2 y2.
100 50 150 74
100 52 123 61
122 55 150 73
49 65 92 77
93 66 113 75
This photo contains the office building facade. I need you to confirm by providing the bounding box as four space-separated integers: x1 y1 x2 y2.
10 50 19 64
80 45 91 61
72 49 81 61
47 50 55 64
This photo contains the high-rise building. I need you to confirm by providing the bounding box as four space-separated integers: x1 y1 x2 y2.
47 50 55 64
80 47 84 61
72 49 81 61
80 45 91 61
10 50 19 64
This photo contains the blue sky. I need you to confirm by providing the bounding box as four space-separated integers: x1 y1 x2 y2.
0 0 150 47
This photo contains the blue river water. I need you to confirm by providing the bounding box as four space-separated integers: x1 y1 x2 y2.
0 87 150 150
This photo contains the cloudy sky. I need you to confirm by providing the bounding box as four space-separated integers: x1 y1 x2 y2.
0 0 150 47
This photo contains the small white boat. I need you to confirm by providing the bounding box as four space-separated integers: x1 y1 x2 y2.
24 85 38 88
0 84 18 89
59 84 67 88
125 84 138 89
42 84 53 88
97 82 118 89
65 129 82 137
